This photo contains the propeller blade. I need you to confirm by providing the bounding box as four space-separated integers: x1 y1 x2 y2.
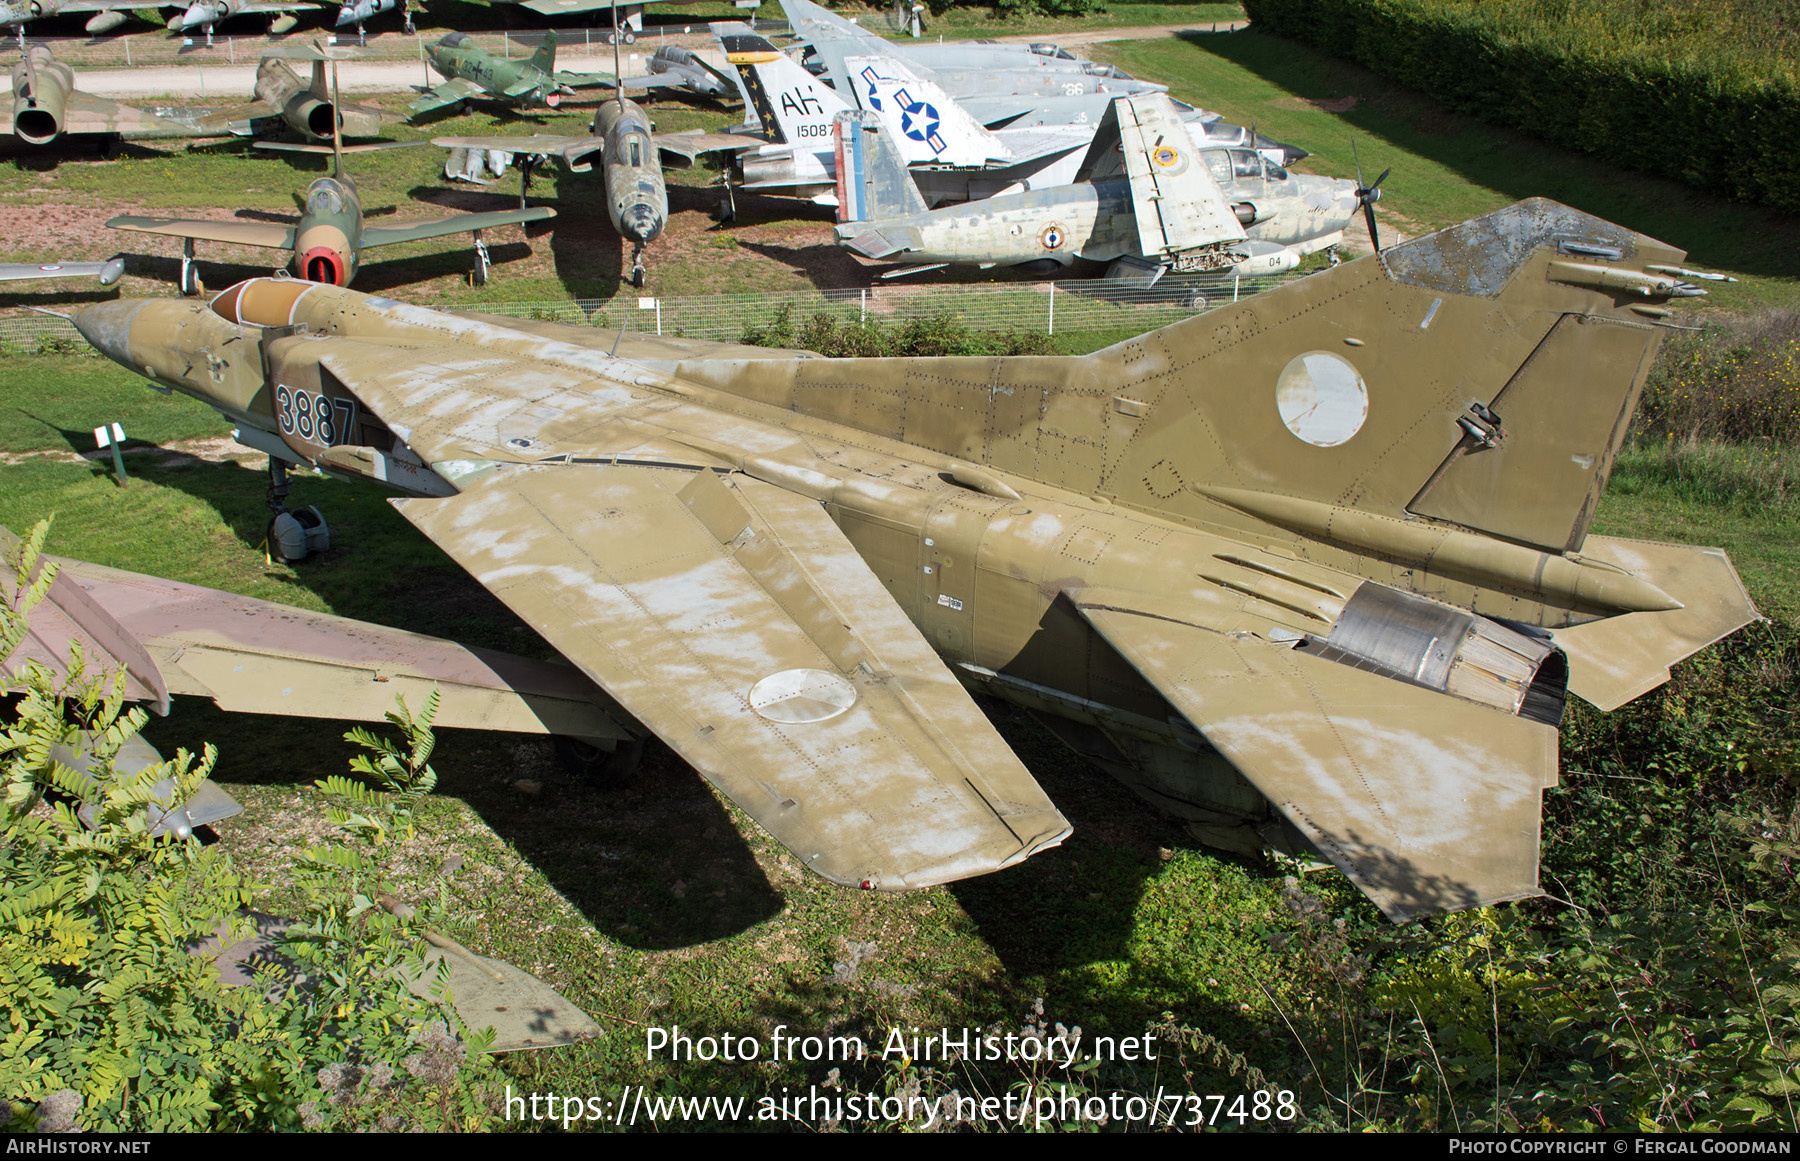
1362 197 1381 253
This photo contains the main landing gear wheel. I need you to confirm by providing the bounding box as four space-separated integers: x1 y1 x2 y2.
179 238 202 297
469 232 491 286
554 735 646 784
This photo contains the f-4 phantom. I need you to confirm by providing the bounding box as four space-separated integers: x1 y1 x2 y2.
835 97 1362 281
70 200 1758 920
409 31 616 118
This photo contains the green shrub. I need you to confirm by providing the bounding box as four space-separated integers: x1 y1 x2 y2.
0 520 505 1131
742 305 1053 357
1242 0 1800 211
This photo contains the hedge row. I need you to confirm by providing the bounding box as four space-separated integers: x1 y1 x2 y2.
1241 0 1800 213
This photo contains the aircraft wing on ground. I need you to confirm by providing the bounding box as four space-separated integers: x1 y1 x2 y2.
54 92 202 141
408 76 486 117
106 216 296 250
360 205 555 248
3 534 631 743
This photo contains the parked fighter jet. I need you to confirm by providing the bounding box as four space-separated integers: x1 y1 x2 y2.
4 46 201 151
69 200 1758 920
108 57 553 294
0 0 313 42
334 0 412 36
706 26 1302 214
493 0 758 43
183 45 384 144
409 31 616 118
835 98 1363 281
432 97 666 287
0 255 123 284
166 0 317 40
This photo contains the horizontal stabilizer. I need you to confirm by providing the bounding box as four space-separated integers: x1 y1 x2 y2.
4 545 631 744
1073 589 1557 920
394 464 1070 889
1552 535 1761 710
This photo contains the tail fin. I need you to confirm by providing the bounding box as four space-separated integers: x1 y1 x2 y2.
834 110 927 224
839 52 1006 166
527 30 557 76
309 58 329 97
1113 199 1694 555
715 23 849 145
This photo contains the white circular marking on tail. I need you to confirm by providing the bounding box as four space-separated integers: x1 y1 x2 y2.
1276 351 1368 447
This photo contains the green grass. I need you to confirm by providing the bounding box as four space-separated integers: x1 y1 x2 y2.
1095 32 1800 310
6 13 1800 1129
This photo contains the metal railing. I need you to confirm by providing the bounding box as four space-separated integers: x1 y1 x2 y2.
0 19 787 69
0 268 1299 355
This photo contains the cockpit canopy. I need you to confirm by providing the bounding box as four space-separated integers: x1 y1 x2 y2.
306 181 346 216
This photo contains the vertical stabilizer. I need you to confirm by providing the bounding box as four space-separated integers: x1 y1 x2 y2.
841 53 1007 166
527 30 557 77
716 23 849 145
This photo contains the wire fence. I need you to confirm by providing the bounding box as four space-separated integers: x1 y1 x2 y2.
0 19 788 70
0 268 1299 355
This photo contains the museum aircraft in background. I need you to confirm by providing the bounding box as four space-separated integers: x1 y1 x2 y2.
4 45 205 152
0 0 315 41
108 53 553 293
67 200 1757 921
408 30 619 118
834 96 1366 281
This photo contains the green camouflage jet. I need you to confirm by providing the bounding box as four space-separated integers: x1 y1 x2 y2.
409 30 615 118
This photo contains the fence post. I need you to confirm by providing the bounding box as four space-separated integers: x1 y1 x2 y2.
1233 272 1240 303
1047 281 1055 336
228 37 234 64
860 287 866 323
124 38 130 66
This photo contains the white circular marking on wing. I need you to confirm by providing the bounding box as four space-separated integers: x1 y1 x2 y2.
748 668 857 724
1276 350 1369 447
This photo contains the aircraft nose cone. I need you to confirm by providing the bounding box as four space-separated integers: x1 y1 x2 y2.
73 299 146 368
626 206 662 244
335 7 356 25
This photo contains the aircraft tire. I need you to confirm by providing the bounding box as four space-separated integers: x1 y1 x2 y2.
554 734 645 784
711 199 734 223
630 268 644 288
621 30 635 44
